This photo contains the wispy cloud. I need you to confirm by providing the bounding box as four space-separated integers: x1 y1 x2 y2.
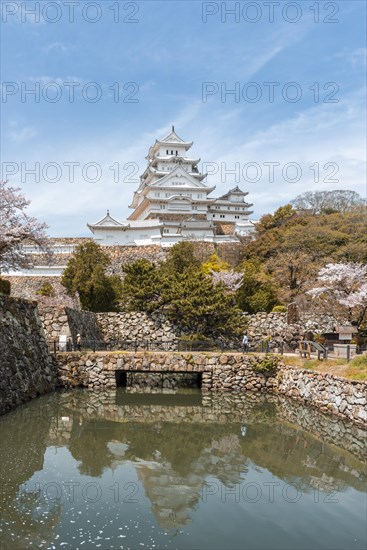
9 125 38 144
42 42 75 55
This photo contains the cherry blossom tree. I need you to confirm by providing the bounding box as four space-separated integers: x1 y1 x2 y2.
0 180 50 273
308 263 367 328
210 270 243 292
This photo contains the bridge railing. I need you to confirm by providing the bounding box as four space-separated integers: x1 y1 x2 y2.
48 337 305 356
48 338 244 355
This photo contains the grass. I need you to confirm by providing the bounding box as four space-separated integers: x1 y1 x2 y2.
282 354 367 381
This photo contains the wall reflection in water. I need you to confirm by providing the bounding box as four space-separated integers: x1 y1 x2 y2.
0 388 366 549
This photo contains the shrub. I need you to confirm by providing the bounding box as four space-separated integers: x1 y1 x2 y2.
36 282 55 297
250 354 281 375
272 305 287 313
0 278 11 296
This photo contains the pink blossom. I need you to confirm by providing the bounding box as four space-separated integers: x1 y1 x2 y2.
211 270 243 292
0 180 51 272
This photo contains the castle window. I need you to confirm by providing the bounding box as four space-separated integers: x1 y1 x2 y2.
166 150 169 154
154 192 160 197
235 215 239 219
197 194 202 198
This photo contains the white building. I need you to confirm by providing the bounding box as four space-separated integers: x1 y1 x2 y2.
88 127 256 246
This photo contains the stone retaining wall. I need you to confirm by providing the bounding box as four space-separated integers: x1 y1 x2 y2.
277 366 366 423
55 352 367 426
0 296 57 415
31 305 346 353
95 311 180 348
3 276 66 301
39 306 102 344
245 311 343 350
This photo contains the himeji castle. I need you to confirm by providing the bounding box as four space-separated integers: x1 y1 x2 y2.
88 127 256 246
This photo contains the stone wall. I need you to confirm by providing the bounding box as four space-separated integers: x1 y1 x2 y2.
245 311 343 351
276 366 366 424
104 242 243 272
10 298 348 353
55 351 367 426
0 296 57 415
96 311 180 349
39 305 102 344
3 276 66 301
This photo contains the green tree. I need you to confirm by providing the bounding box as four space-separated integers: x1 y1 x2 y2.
161 241 201 276
61 242 121 312
162 268 245 340
255 204 295 234
244 208 367 265
121 259 163 313
119 243 245 339
236 261 278 313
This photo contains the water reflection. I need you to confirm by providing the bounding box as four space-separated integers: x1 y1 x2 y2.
0 389 366 550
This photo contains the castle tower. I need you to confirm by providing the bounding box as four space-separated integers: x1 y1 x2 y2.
128 127 216 222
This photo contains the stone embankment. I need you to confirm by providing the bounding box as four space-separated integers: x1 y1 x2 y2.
56 352 367 426
39 305 102 343
0 296 57 415
96 311 180 348
35 305 347 354
245 311 341 351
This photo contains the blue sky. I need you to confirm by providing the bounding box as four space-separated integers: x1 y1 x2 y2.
1 0 366 236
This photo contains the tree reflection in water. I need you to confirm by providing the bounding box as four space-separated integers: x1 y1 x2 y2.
0 388 366 541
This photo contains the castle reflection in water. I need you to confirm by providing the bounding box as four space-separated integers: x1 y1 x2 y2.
0 389 366 549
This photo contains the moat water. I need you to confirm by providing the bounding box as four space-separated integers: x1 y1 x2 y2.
0 389 366 550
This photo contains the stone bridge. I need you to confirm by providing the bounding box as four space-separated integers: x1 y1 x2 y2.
55 351 367 426
56 351 277 393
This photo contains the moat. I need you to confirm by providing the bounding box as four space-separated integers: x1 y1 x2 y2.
0 389 366 550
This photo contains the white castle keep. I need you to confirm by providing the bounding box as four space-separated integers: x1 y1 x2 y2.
88 127 256 246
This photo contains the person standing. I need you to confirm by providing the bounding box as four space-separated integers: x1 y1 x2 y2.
76 333 81 351
242 333 249 352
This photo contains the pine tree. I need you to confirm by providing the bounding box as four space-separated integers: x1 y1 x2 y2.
62 242 121 312
121 259 163 313
162 268 245 340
